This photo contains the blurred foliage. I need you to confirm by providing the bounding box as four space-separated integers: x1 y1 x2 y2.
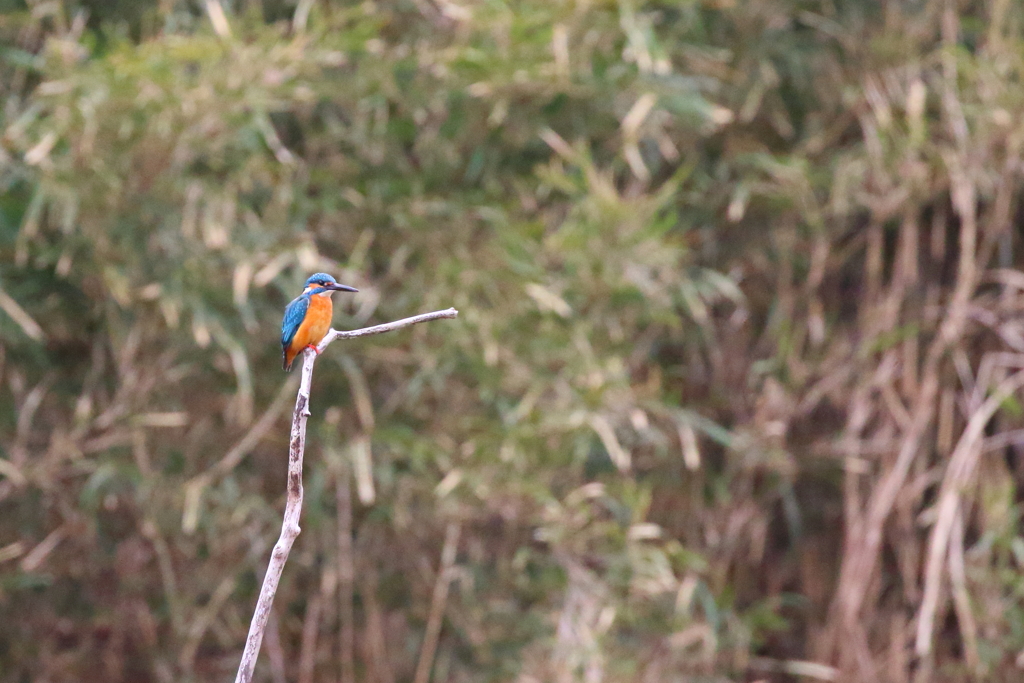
5 0 1024 682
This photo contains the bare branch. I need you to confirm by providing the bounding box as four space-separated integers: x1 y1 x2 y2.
265 612 288 683
413 522 461 683
336 461 355 683
234 308 457 683
915 368 1024 657
298 592 324 683
362 570 396 683
0 286 44 341
183 376 299 534
319 307 459 349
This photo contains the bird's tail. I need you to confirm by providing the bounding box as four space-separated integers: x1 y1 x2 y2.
282 348 293 372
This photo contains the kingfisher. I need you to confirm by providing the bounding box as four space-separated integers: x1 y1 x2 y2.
281 273 358 371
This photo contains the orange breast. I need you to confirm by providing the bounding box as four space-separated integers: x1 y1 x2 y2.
286 295 334 365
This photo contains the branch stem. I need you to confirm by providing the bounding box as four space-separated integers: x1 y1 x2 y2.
234 307 457 683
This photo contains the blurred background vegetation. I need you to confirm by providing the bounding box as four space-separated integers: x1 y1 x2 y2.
4 0 1024 681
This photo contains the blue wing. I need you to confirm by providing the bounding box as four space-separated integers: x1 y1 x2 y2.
281 294 309 348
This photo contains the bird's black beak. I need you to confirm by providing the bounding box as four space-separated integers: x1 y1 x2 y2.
327 283 359 292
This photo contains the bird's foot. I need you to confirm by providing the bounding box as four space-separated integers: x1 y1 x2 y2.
304 344 321 356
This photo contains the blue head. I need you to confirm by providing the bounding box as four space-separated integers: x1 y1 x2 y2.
302 272 358 296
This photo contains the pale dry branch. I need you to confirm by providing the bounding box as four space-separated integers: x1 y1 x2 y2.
947 507 979 671
336 457 355 683
748 657 839 682
142 520 184 638
362 569 396 683
827 160 983 670
298 592 324 683
265 612 287 683
205 0 232 39
413 522 461 683
914 368 1024 657
0 286 44 341
292 0 316 32
20 523 66 572
320 308 459 347
234 308 458 683
182 376 299 534
181 575 236 672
